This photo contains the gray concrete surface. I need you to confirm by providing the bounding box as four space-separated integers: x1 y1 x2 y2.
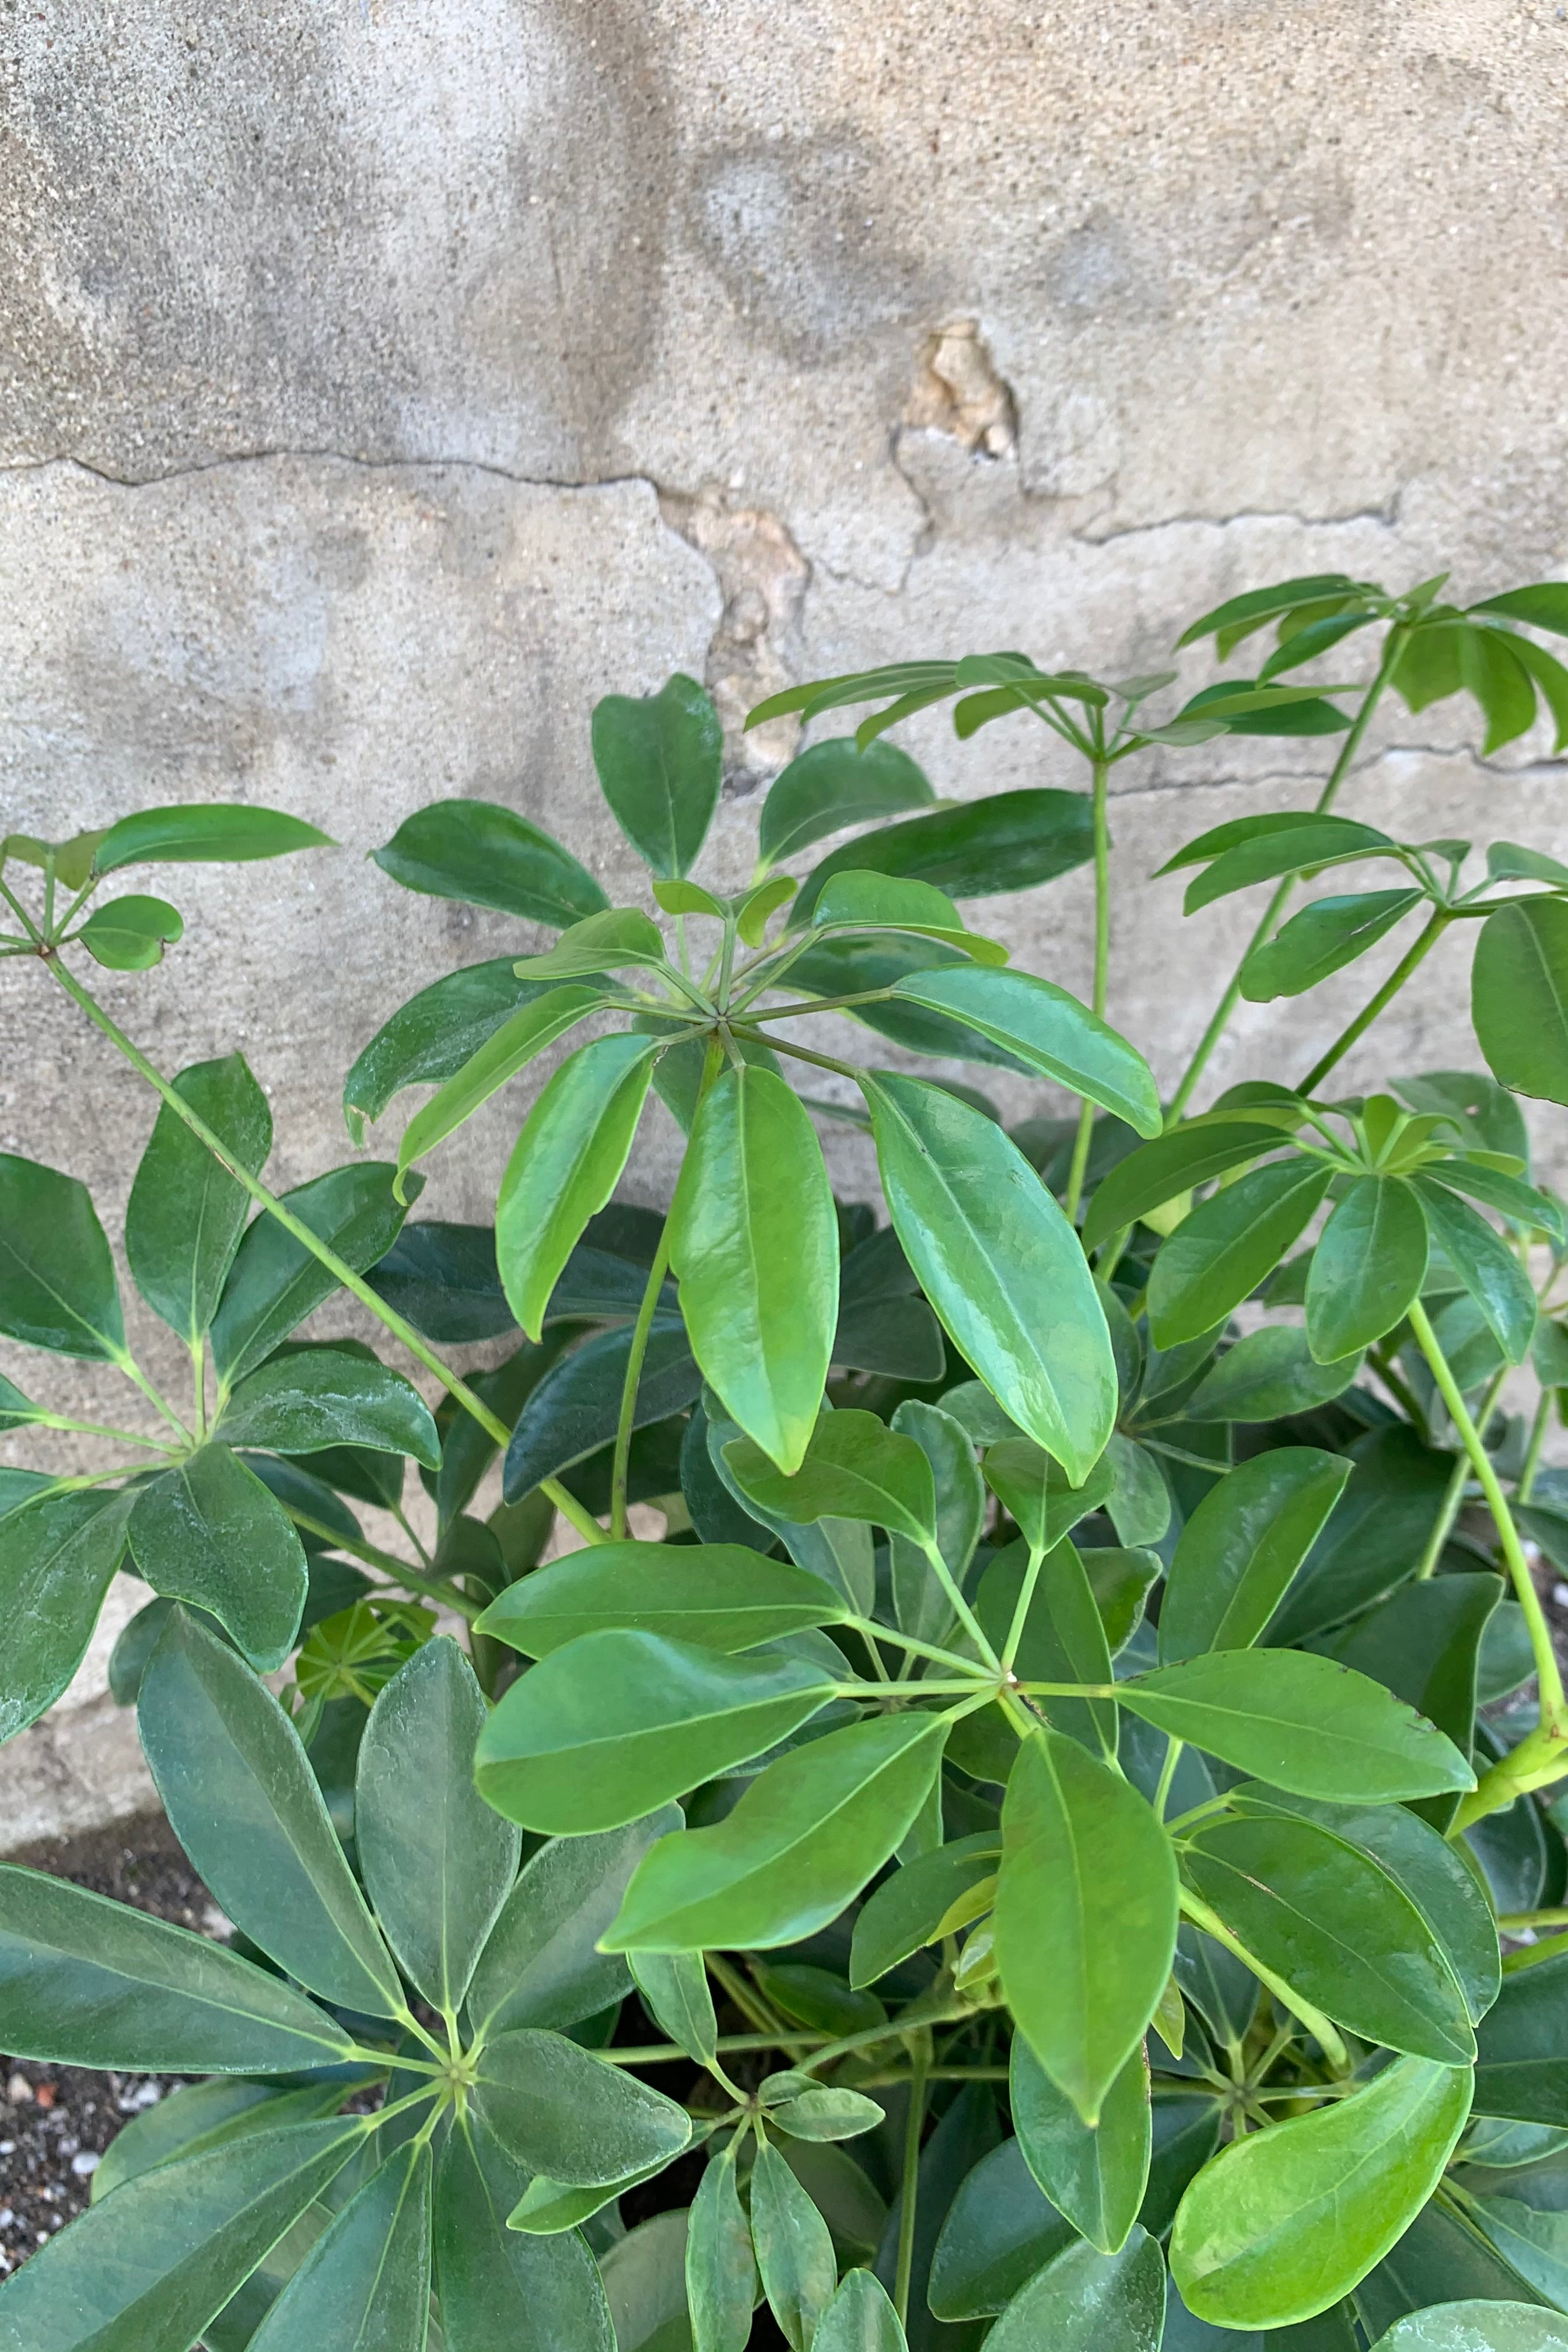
4 0 1568 1842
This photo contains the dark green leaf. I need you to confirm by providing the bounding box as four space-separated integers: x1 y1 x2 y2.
892 965 1160 1136
476 1541 848 1657
1471 584 1568 638
788 789 1094 925
1268 1425 1454 1643
1160 1449 1350 1662
502 1318 698 1501
592 673 722 877
467 1809 680 2039
1242 890 1425 1004
631 1948 719 2069
929 2136 1076 2320
78 891 184 970
511 905 667 982
217 1346 439 1465
758 737 935 870
395 984 609 1189
365 1220 515 1342
1461 625 1539 751
834 1292 946 1379
342 959 550 1147
1412 1176 1537 1364
849 1833 1000 1987
1473 899 1568 1107
1082 1123 1289 1251
1177 577 1367 651
750 2141 837 2351
1319 1574 1503 1832
1186 1328 1362 1421
816 2268 908 2350
977 1538 1116 1759
598 2213 695 2352
987 2227 1167 2352
1147 1158 1331 1349
125 1055 272 1342
1012 2032 1150 2255
89 2076 353 2205
0 1489 133 1741
0 1152 124 1359
686 2152 756 2352
248 2138 430 2351
128 1444 307 1670
435 2116 614 2352
372 798 608 926
211 1161 415 1387
1476 1951 1568 2122
472 2025 691 2183
95 803 332 873
495 1035 660 1339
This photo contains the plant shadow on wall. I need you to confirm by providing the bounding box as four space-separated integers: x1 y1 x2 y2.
5 570 1568 2346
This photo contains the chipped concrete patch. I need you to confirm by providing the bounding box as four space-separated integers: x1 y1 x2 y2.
659 484 810 788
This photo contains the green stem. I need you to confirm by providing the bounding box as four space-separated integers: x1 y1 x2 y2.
922 1539 1002 1672
743 987 897 1023
1497 1907 1568 1935
1178 1889 1348 2068
1063 757 1111 1226
24 1411 180 1454
1153 1736 1185 1819
730 1026 862 1086
1000 1544 1046 1673
109 1348 192 1443
894 2048 929 2329
1520 1388 1554 1507
1415 1367 1507 1580
844 1616 985 1675
1166 629 1407 1122
603 2031 822 2064
284 1507 482 1623
706 1952 786 2038
1297 909 1451 1098
610 1219 677 1542
45 957 608 1548
0 874 41 940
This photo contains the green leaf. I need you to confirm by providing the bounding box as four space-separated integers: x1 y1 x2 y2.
435 2118 614 2352
1082 1123 1287 1251
0 1152 124 1359
863 1072 1116 1483
475 1541 848 1658
811 870 1009 963
892 965 1161 1137
603 1710 949 1951
467 1809 680 2039
849 1833 1000 1987
928 2137 1076 2320
736 872 799 944
0 1861 353 2070
1186 1326 1363 1421
724 1408 937 1542
78 891 184 970
1120 1650 1475 1801
128 1444 307 1670
511 904 669 981
1086 1548 1163 1657
815 2267 908 2351
1179 817 1396 914
0 2118 368 2352
475 1631 836 1835
495 1034 660 1339
600 2213 695 2352
342 959 549 1146
1368 2309 1568 2352
1475 1950 1568 2122
471 2026 691 2183
765 2084 885 2143
1461 624 1539 751
1159 1449 1352 1664
656 877 728 918
372 798 608 926
976 1538 1116 1759
987 2228 1167 2352
502 1318 701 1500
891 1398 986 1644
751 2140 839 2352
136 1607 401 2018
1305 1177 1429 1363
91 802 331 874
1169 2056 1474 2328
125 1055 272 1342
591 673 722 877
993 1730 1178 2124
394 984 609 1189
1177 576 1368 651
1012 2032 1151 2255
216 1345 439 1465
89 2077 353 2205
687 2153 757 2352
1268 1424 1455 1645
1324 1577 1504 1836
1181 1813 1476 2062
211 1160 415 1387
1104 1435 1172 1548
1499 636 1568 753
357 1637 520 2013
366 1220 515 1343
632 1948 719 2068
788 789 1094 925
1241 891 1425 1003
758 737 935 870
1473 899 1568 1107
1489 839 1568 889
669 1065 839 1474
248 2139 431 2352
1412 1176 1537 1365
1147 1158 1332 1349
1471 583 1568 638
0 1489 133 1741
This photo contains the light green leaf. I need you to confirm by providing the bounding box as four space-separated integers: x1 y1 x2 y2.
812 870 1009 963
751 2141 839 2352
471 2026 691 2183
592 673 722 877
435 2117 614 2352
849 1834 1000 1987
1473 898 1568 1107
765 2083 884 2142
211 1160 416 1387
0 1152 124 1359
988 2228 1167 2352
216 1346 439 1466
723 1408 937 1543
1104 1434 1171 1548
1412 1175 1537 1365
895 966 1161 1136
982 1439 1114 1556
814 2267 908 2350
511 904 670 981
78 891 184 970
863 1072 1116 1483
1368 2308 1568 2352
631 1948 719 2068
600 2213 695 2352
1305 1177 1428 1363
1147 1158 1332 1349
125 1055 272 1342
248 2140 431 2352
394 984 608 1190
1158 1450 1352 1662
1082 1121 1289 1251
476 1541 848 1658
372 798 608 927
1179 816 1395 914
1240 890 1424 1003
128 1444 307 1671
0 1489 133 1741
758 736 935 871
685 2152 756 2352
1011 2032 1151 2255
495 1034 660 1340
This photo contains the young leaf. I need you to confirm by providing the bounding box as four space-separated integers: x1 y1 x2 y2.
211 1160 415 1387
247 2139 431 2352
1472 898 1568 1107
466 1808 680 2040
1011 2032 1151 2255
1169 2057 1473 2328
1119 1651 1475 1802
78 890 184 970
510 904 668 981
356 1637 521 2013
1158 1448 1352 1661
1239 890 1425 1002
494 1034 660 1339
1146 1157 1332 1349
372 797 608 926
631 1948 719 2068
603 1710 949 1951
811 870 1008 963
591 673 722 877
394 983 608 1189
0 1153 124 1359
342 958 550 1145
1305 1176 1428 1363
669 1065 839 1474
758 737 935 871
724 1408 937 1542
475 1540 848 1658
128 1444 309 1671
137 1607 402 2019
750 2140 839 2352
987 2228 1167 2352
471 2025 692 2183
125 1054 272 1342
993 1730 1178 2125
0 1489 134 1742
474 1631 837 1835
863 1073 1116 1483
435 2118 615 2352
897 966 1162 1135
215 1346 440 1465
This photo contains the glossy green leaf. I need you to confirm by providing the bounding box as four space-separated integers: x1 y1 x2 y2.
982 1438 1114 1556
993 1730 1178 2124
0 1152 123 1359
0 1862 353 2070
128 1444 307 1670
687 2152 756 2352
467 1807 679 2039
592 673 722 877
510 904 668 982
758 737 935 870
1241 890 1424 1002
495 1033 660 1339
0 1488 133 1741
1475 1951 1568 2122
1178 817 1395 914
216 1345 439 1465
788 788 1094 925
1185 1327 1363 1422
1104 1434 1172 1548
988 2227 1167 2352
895 965 1161 1136
436 2117 614 2352
631 1947 719 2068
1320 1574 1504 1833
394 983 608 1189
0 2117 367 2352
125 1055 272 1342
1086 1547 1163 1657
357 1637 520 2012
78 890 184 970
1012 2032 1151 2254
342 959 550 1146
1170 2057 1474 2328
815 2267 908 2351
670 1064 839 1472
211 1160 415 1386
864 1072 1115 1482
472 2025 691 2183
812 870 1009 963
248 2138 430 2352
1368 2308 1568 2352
751 2140 839 2352
1082 1120 1290 1250
1473 898 1568 1107
1412 1175 1537 1364
502 1317 700 1500
365 1219 515 1342
476 1631 836 1835
928 2136 1076 2320
96 802 332 873
476 1541 848 1658
1147 1158 1332 1350
137 1607 401 2017
890 1398 985 1643
1121 1650 1475 1801
977 1538 1116 1759
372 798 608 926
1268 1424 1454 1644
1305 1178 1428 1363
849 1833 1000 1986
603 1710 948 1951
1159 1450 1352 1662
724 1408 937 1542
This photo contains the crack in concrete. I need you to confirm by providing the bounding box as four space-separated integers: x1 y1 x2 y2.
0 447 662 496
1069 492 1405 547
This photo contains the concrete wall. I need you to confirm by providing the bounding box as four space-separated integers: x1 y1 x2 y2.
4 0 1568 1840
